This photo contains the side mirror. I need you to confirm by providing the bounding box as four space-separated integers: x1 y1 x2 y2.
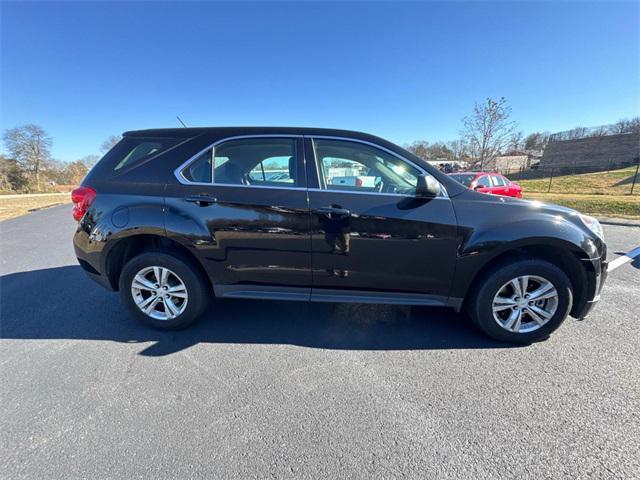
415 174 440 197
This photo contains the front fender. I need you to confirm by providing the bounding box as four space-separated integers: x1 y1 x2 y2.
449 192 602 300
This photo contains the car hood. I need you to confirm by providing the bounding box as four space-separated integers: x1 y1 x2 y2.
460 189 579 218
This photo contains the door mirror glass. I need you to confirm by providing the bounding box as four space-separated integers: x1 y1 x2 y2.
415 174 440 197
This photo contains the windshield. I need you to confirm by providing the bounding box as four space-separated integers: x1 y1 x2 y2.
449 173 476 187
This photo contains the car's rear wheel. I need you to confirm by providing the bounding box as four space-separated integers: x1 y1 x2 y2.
467 258 573 343
119 250 210 329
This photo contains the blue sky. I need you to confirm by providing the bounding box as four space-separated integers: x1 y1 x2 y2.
1 1 638 161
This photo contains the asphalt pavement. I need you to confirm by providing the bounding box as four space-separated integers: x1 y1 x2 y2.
1 205 639 479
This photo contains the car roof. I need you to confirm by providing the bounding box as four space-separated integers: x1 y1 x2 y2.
123 126 382 140
449 172 502 176
118 126 470 197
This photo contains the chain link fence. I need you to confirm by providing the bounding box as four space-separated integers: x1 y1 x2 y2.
498 159 639 195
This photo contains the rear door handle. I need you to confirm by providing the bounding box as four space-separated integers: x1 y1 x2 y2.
314 206 351 216
185 194 217 206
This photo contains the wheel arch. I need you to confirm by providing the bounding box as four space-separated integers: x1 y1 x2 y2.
104 233 212 292
457 241 594 318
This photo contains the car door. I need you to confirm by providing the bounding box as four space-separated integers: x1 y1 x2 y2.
306 136 459 303
164 135 312 299
489 174 509 195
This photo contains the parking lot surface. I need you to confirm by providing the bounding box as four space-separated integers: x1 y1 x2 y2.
1 205 639 479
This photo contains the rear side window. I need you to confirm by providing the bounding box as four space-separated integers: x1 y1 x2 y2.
491 175 506 186
102 137 181 171
181 148 212 183
248 156 295 185
213 138 300 187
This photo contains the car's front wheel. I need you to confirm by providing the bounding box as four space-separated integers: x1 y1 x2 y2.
119 250 210 329
467 258 573 343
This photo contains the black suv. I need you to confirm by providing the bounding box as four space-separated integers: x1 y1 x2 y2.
73 127 607 343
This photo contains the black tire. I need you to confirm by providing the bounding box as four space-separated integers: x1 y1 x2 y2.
466 258 573 344
119 250 210 330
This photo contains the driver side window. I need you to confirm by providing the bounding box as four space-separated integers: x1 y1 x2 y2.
313 139 420 194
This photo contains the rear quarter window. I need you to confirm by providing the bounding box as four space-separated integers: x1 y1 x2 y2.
101 137 182 172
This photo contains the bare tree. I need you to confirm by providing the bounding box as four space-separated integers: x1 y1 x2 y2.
611 117 640 134
524 132 550 151
2 124 52 188
426 142 454 162
0 155 29 192
65 158 93 185
42 155 100 186
447 139 471 162
461 97 517 169
405 141 431 160
564 127 588 140
69 155 99 184
80 154 100 169
507 131 524 152
406 141 454 162
590 126 609 136
101 135 122 153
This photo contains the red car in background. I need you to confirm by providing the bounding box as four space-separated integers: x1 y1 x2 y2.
448 172 523 198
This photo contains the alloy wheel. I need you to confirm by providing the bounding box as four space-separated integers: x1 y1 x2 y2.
130 266 188 320
492 275 559 334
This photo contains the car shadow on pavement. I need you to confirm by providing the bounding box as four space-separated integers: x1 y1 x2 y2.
1 266 521 356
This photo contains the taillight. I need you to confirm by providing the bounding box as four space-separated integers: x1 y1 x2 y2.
71 186 96 221
355 177 363 187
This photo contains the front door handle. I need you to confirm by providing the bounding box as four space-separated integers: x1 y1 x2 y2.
314 206 351 216
185 194 217 206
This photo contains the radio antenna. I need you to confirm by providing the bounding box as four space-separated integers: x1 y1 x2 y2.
176 115 188 128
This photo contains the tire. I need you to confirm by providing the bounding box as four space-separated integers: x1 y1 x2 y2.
466 258 573 344
119 250 210 330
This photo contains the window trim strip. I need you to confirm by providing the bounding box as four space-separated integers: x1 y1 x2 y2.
307 135 448 198
173 133 447 198
174 134 304 187
306 187 450 199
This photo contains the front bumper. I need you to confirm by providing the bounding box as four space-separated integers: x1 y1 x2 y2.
576 258 608 320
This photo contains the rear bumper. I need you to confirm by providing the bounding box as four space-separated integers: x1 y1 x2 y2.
76 256 114 290
73 225 115 291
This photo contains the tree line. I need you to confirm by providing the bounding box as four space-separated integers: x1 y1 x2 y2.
405 97 640 168
0 126 120 193
2 100 638 193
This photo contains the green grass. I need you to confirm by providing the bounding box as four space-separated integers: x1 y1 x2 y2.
518 165 639 195
525 192 640 219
